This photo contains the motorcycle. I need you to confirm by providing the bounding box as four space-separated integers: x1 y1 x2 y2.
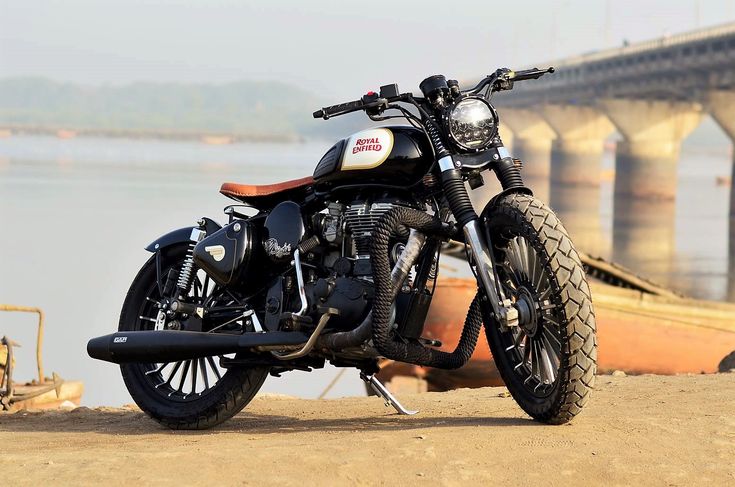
88 67 596 429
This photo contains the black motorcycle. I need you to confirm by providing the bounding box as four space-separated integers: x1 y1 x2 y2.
88 67 596 429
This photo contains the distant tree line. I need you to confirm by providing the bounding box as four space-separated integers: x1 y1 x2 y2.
0 77 364 140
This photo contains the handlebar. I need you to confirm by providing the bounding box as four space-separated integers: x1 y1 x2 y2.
313 66 554 120
313 90 412 120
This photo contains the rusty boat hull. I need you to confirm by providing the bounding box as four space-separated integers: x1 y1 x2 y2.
377 252 735 392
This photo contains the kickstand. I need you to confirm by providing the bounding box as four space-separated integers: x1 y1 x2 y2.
360 372 418 415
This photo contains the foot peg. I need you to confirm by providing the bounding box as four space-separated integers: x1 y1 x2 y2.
360 372 418 415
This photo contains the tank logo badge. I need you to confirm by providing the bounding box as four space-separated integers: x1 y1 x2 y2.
342 128 394 171
205 245 226 262
113 336 127 343
264 238 292 258
352 137 382 154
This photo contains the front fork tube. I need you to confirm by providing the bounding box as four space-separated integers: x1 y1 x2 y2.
438 155 519 329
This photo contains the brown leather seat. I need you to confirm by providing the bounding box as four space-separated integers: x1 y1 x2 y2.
220 176 314 208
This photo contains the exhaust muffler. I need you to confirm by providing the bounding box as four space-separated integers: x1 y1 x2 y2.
87 330 310 364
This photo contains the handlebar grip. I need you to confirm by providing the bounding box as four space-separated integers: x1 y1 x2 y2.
511 67 555 81
313 99 365 119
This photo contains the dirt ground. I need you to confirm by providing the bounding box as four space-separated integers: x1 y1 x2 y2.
1 374 733 486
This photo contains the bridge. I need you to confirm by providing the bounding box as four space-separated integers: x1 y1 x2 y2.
496 21 735 199
489 22 735 281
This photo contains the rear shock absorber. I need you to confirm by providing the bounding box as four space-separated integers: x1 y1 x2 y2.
176 227 207 293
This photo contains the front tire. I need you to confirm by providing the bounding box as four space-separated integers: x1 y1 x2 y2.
119 245 269 430
482 193 597 424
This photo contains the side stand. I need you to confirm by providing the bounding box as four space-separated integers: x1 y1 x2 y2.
360 372 418 415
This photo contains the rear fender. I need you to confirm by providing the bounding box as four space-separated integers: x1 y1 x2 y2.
144 217 222 253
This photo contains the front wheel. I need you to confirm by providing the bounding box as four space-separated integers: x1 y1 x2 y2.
482 193 597 424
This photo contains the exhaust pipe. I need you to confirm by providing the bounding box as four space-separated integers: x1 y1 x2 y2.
87 330 310 364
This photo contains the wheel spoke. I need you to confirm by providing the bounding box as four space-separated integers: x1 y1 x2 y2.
507 239 524 278
538 341 553 384
199 358 210 390
207 356 222 380
542 333 561 372
203 274 211 299
193 277 201 300
165 361 183 386
177 360 191 394
145 363 169 376
190 358 199 394
542 327 562 352
518 237 531 278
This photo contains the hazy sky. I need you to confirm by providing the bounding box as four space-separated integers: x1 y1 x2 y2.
2 0 735 98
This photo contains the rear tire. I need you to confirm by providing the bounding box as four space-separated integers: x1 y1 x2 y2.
482 193 597 424
119 245 269 430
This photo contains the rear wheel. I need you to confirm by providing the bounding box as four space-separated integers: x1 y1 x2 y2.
482 193 597 424
119 244 269 430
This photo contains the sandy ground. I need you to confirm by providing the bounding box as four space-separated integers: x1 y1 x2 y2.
1 374 733 486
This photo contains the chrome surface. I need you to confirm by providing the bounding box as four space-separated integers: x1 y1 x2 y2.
390 229 426 290
243 309 264 333
437 155 455 172
497 147 511 159
463 219 518 329
271 310 336 360
189 228 206 242
292 249 309 317
344 201 397 258
360 372 418 415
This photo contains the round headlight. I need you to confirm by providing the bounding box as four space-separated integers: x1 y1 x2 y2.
444 97 498 151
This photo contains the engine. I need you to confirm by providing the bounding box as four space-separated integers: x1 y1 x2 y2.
301 199 410 330
252 199 414 330
343 201 398 259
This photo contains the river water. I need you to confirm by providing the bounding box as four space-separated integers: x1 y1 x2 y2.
0 135 731 406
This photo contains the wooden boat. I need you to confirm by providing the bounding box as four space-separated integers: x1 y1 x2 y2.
377 250 735 392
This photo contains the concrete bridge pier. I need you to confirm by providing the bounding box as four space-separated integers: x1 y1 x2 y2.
707 91 735 300
707 91 735 216
601 99 703 200
500 109 556 201
601 99 702 277
541 105 615 187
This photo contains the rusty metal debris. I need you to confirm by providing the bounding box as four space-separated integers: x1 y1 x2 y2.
0 304 65 411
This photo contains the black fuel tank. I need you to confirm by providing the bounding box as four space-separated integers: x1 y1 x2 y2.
313 126 433 189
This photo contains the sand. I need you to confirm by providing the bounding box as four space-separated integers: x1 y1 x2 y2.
1 374 733 486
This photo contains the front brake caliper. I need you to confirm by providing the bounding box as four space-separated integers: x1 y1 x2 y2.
497 298 519 331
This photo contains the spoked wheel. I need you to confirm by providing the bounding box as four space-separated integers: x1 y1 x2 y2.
119 244 269 430
482 193 597 424
498 235 563 397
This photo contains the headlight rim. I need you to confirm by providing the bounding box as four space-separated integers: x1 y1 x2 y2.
442 95 499 153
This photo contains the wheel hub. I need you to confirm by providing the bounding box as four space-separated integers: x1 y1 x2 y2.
515 286 539 336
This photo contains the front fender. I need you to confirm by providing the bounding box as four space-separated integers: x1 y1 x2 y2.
144 217 222 253
480 187 534 225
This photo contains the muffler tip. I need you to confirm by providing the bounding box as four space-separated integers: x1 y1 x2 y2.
87 334 114 363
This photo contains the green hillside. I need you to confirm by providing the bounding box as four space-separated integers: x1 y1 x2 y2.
0 77 360 139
